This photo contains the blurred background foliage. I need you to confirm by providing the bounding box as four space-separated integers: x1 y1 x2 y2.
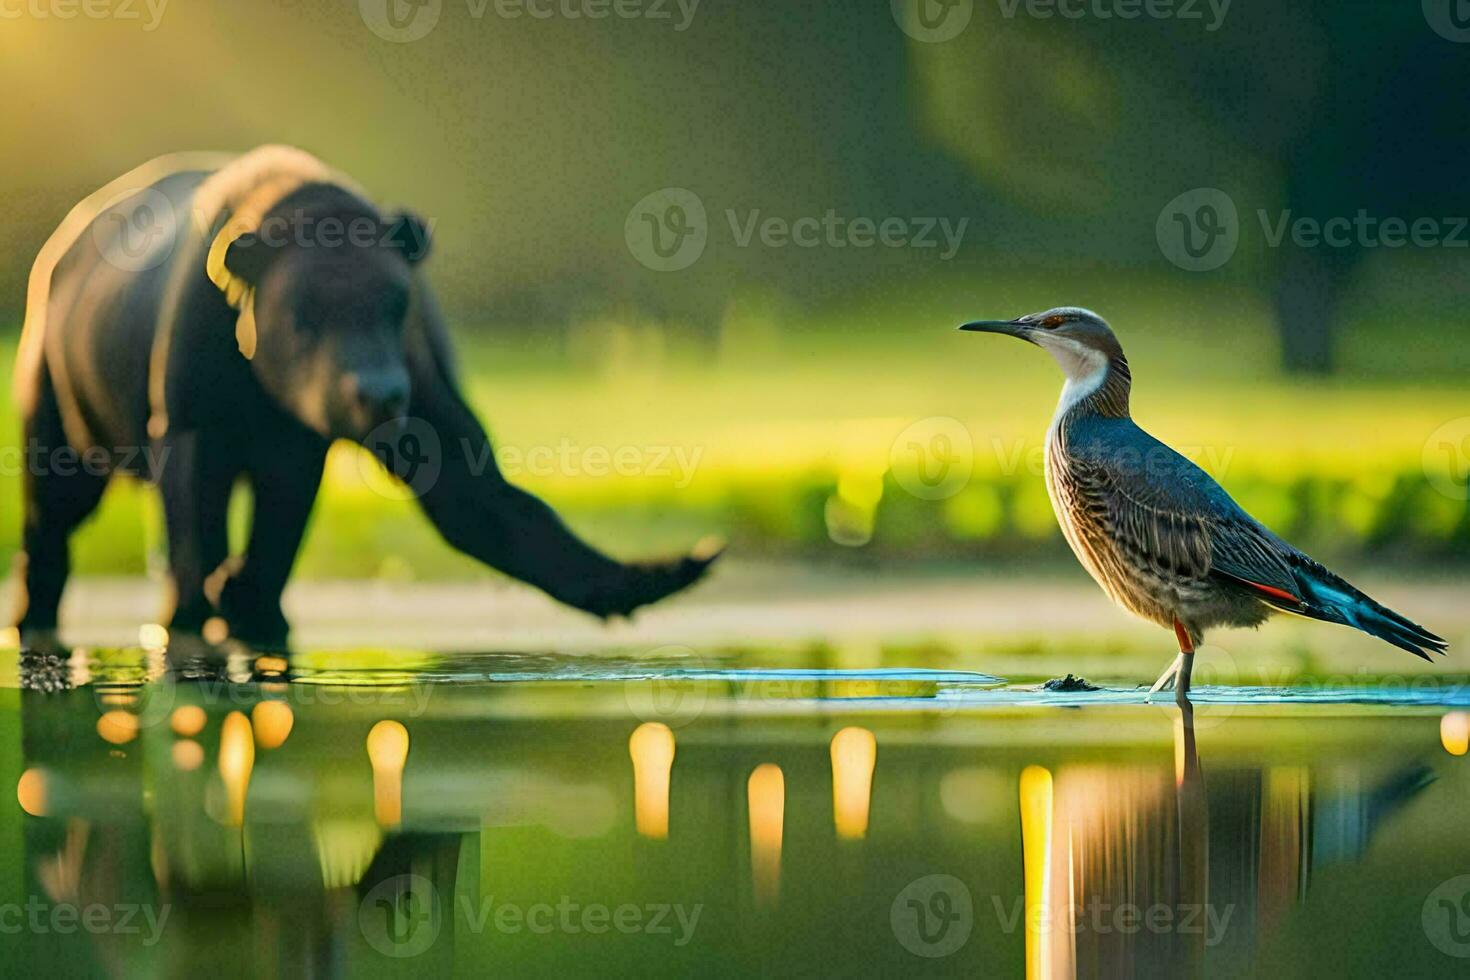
1 1 1467 580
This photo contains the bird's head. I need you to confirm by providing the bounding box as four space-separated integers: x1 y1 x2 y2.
958 306 1123 381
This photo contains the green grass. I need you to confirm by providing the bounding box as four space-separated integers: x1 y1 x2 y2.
3 271 1468 580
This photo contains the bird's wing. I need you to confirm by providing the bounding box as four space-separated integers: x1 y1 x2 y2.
1066 419 1446 659
1063 420 1299 595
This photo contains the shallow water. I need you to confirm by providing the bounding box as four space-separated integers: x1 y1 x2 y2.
4 644 1470 977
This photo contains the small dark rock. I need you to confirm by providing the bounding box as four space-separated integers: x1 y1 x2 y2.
1043 673 1101 693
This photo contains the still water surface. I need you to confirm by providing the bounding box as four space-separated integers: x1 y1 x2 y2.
3 642 1469 977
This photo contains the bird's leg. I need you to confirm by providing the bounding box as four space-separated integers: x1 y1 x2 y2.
1172 617 1196 706
1147 653 1183 701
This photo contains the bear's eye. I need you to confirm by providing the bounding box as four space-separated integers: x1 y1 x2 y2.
1041 314 1067 328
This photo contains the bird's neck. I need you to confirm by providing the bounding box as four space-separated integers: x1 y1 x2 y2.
1051 350 1132 428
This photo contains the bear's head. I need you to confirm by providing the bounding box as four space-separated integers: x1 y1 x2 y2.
216 187 432 442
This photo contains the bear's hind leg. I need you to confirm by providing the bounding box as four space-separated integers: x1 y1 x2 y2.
10 368 109 646
159 428 239 636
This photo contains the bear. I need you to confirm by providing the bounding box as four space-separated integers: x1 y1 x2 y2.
10 146 718 649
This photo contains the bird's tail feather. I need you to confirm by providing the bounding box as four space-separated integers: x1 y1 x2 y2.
1285 563 1447 661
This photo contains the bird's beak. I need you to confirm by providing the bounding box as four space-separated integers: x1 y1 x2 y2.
958 319 1034 342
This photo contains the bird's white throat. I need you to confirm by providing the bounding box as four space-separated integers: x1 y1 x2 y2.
1042 336 1110 428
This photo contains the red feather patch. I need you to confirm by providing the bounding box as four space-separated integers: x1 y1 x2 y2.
1245 580 1301 605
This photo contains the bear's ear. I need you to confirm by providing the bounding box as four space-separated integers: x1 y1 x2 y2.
222 232 279 286
384 211 432 265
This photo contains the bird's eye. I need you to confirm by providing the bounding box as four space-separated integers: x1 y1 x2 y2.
1041 315 1066 328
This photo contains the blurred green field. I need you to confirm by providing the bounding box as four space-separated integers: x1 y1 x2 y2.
2 272 1467 582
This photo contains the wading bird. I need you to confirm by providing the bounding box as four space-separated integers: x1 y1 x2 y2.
959 307 1446 704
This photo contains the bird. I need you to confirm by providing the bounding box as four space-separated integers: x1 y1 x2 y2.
958 307 1446 704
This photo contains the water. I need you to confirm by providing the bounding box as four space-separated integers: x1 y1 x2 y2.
4 644 1469 977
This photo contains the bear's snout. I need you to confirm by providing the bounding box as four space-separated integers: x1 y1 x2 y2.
344 367 411 436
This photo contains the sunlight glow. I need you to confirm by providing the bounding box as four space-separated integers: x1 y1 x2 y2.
830 726 877 840
748 763 785 907
629 722 675 840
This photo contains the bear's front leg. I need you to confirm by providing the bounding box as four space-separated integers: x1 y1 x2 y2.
214 428 328 648
159 428 239 635
399 382 719 618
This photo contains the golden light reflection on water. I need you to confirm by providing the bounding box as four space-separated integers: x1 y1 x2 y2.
367 720 409 828
170 705 206 737
629 722 675 840
830 726 876 840
251 701 294 749
1440 712 1469 756
217 711 255 827
1019 765 1053 980
172 739 204 772
748 763 784 907
16 768 47 817
96 710 138 745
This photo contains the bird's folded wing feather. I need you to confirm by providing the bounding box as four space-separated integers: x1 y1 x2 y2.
1065 431 1300 596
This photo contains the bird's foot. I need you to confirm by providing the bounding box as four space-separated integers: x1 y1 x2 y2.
1145 653 1185 703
